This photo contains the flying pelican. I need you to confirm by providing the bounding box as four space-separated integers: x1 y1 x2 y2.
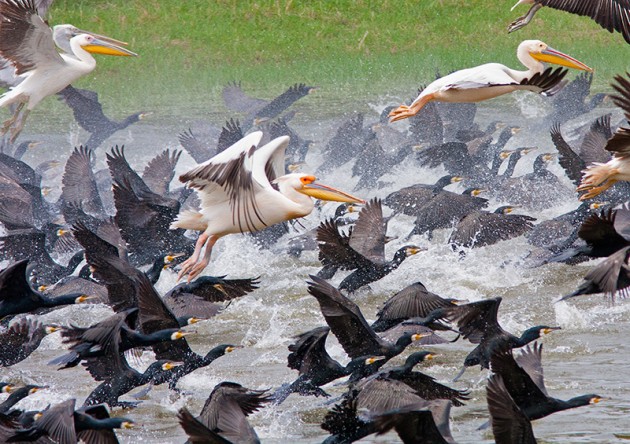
0 0 136 142
172 131 365 281
578 72 630 199
388 40 592 123
509 0 630 44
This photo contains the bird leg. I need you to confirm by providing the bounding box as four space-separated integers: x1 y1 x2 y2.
9 108 30 143
177 232 209 281
1 102 24 135
507 3 543 33
185 235 218 282
579 179 618 200
577 164 619 199
452 365 467 382
388 94 435 123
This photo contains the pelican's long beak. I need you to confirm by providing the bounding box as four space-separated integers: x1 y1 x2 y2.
83 37 137 57
300 180 365 204
532 47 592 72
74 27 129 46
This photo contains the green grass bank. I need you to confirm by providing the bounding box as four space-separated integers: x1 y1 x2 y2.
39 1 630 119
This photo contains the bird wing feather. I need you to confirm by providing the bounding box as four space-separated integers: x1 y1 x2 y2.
539 0 630 43
0 0 63 75
349 198 387 263
306 275 388 359
550 123 585 186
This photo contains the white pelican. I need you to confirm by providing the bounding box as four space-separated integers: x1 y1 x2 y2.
172 131 365 281
578 73 630 199
388 40 592 123
0 0 136 142
509 0 630 44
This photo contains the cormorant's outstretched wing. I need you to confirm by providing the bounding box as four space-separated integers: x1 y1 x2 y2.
349 198 387 263
433 298 505 344
486 374 536 444
142 149 181 196
550 123 584 186
317 219 372 270
306 276 389 359
178 407 231 444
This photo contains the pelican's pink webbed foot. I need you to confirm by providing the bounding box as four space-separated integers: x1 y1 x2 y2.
177 232 209 281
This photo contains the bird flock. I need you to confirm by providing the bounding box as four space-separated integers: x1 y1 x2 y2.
0 0 630 443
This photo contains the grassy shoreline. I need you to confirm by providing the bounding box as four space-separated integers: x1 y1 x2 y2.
23 1 630 123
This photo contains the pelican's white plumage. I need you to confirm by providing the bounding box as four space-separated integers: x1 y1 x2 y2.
389 40 592 122
0 0 136 142
173 131 364 281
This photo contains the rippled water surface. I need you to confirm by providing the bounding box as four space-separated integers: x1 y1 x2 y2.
2 91 629 443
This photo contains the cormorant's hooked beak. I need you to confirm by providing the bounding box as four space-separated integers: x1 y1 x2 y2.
172 331 194 340
589 201 609 209
121 421 135 429
406 246 427 256
75 295 96 303
531 47 592 72
162 361 184 371
299 176 365 204
83 36 138 57
45 325 60 335
2 384 13 393
425 353 438 360
29 385 48 394
411 332 433 341
365 356 387 365
590 396 603 404
163 253 185 268
541 326 561 335
226 345 244 353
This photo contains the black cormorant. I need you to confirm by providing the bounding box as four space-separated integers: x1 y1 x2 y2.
317 199 422 292
306 276 427 362
192 381 271 444
561 245 630 302
273 326 387 403
0 385 46 414
371 282 458 333
448 206 536 249
83 357 182 408
0 260 91 321
8 398 134 442
430 297 560 380
0 318 58 366
490 344 601 422
383 175 464 216
58 84 146 150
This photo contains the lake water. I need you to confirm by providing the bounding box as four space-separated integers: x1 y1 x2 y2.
1 88 629 443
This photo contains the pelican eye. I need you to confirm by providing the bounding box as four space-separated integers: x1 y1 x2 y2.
300 175 316 185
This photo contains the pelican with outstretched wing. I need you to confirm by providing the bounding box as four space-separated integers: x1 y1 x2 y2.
0 0 136 142
509 0 630 44
389 40 592 122
172 131 365 281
